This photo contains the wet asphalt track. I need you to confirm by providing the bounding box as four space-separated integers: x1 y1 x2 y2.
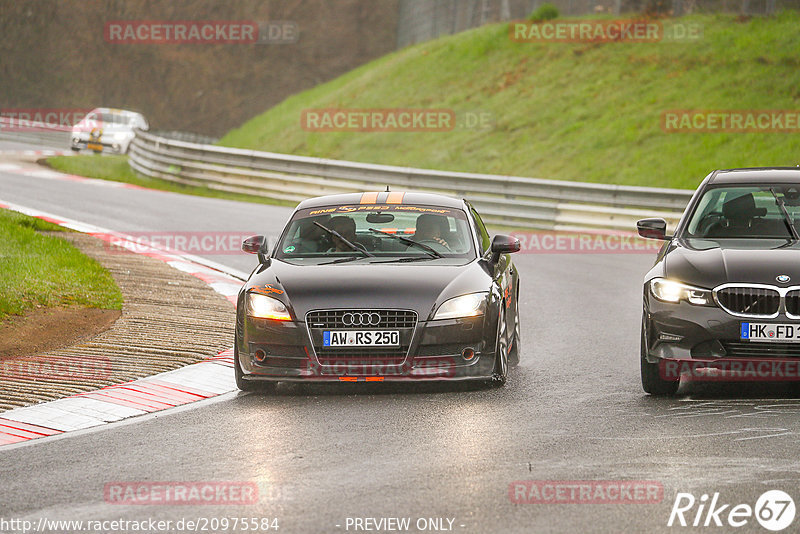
1 144 800 533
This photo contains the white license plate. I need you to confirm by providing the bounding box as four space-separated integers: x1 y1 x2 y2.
323 330 400 347
741 322 800 342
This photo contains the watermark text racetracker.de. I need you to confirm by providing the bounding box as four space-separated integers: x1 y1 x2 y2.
1 355 112 381
509 480 663 504
662 110 800 133
102 231 268 255
0 108 93 131
104 481 258 505
104 20 298 44
0 516 279 533
300 108 494 132
661 359 800 382
510 19 702 43
510 230 663 254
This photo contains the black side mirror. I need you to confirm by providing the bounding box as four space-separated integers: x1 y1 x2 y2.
490 234 521 263
637 218 668 240
242 235 269 263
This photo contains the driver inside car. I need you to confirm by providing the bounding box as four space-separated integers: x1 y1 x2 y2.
414 214 451 251
705 192 768 237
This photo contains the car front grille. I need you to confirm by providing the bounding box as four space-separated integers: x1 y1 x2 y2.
786 290 800 317
722 341 800 358
715 286 780 316
314 347 408 365
306 310 417 329
306 309 417 365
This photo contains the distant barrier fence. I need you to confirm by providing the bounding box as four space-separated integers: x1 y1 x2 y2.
128 128 693 231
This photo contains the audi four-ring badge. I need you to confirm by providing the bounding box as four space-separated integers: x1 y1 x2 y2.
234 191 521 390
637 168 800 395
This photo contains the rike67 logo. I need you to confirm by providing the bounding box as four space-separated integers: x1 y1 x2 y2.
668 490 796 531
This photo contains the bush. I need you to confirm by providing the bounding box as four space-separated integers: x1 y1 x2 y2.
528 2 559 22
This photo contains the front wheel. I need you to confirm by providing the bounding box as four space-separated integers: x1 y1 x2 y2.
508 294 521 367
640 321 679 396
488 307 509 387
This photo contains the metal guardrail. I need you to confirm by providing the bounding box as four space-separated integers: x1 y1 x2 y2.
129 128 694 231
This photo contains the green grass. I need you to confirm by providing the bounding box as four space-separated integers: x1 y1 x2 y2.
219 12 800 190
46 155 296 207
0 209 123 321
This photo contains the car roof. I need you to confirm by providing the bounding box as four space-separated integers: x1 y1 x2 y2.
708 167 800 185
89 107 142 117
295 191 466 210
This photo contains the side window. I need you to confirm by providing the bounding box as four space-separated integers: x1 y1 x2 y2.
470 207 491 254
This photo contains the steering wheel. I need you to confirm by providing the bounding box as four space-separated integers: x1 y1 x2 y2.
417 238 451 252
696 211 724 237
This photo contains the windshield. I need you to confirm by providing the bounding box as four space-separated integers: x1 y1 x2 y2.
81 111 136 127
274 204 476 264
684 184 800 239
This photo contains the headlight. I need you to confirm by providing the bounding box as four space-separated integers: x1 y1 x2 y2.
433 292 487 320
650 278 713 306
246 293 292 321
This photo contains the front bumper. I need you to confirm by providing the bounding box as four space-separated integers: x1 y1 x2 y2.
237 314 497 382
71 135 129 154
644 289 800 379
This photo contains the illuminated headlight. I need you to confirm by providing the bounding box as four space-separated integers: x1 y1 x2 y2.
650 278 713 306
433 292 487 320
246 293 292 321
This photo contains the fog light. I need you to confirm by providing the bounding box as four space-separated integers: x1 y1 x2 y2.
254 349 267 363
461 347 475 360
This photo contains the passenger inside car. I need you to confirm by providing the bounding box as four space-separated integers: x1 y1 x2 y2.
291 215 331 252
326 216 367 252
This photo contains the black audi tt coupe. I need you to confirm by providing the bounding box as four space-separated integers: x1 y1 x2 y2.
638 167 800 394
234 191 521 391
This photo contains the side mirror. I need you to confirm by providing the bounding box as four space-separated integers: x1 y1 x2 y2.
636 218 668 240
242 235 270 264
490 234 521 263
242 235 266 254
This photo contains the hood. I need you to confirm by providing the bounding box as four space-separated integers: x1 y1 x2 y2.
247 259 492 320
665 238 800 288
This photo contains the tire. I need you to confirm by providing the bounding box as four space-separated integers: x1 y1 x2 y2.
489 306 509 387
508 293 521 367
234 345 276 393
640 320 679 396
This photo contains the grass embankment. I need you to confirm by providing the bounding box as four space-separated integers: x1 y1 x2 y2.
0 209 123 321
46 155 295 206
218 12 800 190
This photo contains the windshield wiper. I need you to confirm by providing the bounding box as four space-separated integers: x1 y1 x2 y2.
769 188 800 240
367 228 442 258
319 256 363 265
370 256 438 264
313 221 373 257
